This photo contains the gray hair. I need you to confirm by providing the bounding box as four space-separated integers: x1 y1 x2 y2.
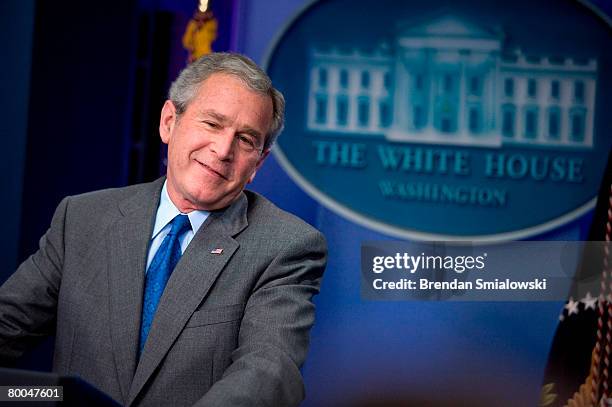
168 52 285 150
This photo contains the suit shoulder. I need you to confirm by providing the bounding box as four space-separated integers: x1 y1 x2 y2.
244 190 323 239
58 180 162 231
67 181 156 211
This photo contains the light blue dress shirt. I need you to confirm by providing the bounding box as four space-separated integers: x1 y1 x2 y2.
146 181 210 271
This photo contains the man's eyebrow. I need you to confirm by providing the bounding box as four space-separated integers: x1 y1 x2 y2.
202 110 228 123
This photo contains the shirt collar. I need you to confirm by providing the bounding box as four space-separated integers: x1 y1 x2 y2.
151 181 210 239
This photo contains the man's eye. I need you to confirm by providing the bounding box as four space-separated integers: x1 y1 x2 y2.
237 135 256 148
204 121 219 129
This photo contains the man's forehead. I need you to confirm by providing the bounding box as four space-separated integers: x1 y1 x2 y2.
200 109 227 121
191 74 272 120
194 74 270 104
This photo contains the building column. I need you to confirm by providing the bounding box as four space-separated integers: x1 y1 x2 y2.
492 52 501 136
348 69 358 130
560 79 569 144
392 51 409 132
328 67 337 131
458 50 467 137
537 78 547 142
585 79 595 147
426 49 436 133
369 69 379 130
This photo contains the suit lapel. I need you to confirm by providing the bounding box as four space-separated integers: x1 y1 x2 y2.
127 193 249 406
108 178 163 403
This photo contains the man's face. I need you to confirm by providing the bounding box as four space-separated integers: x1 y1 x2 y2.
160 73 273 212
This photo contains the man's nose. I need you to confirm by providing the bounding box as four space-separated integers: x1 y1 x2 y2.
211 130 235 160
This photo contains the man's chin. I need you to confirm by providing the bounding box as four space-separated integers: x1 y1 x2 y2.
185 191 231 211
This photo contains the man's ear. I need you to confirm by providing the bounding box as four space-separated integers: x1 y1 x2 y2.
159 100 177 144
248 149 270 183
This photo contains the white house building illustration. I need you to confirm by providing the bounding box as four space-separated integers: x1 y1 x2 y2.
307 14 597 149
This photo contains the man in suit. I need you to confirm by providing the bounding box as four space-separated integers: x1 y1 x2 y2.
0 52 327 407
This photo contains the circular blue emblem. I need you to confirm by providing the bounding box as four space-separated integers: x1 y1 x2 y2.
265 0 612 240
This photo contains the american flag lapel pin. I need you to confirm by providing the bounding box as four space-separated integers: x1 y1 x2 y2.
210 248 223 255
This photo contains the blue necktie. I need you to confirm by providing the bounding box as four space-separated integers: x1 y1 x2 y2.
139 214 191 355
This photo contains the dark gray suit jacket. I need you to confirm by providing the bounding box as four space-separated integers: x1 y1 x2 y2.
0 178 327 406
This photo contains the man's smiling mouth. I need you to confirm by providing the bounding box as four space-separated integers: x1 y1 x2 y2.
195 159 229 180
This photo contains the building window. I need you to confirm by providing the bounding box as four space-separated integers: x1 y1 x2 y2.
524 107 539 139
361 71 370 89
383 72 392 90
358 97 370 126
548 107 560 139
527 79 537 98
504 78 514 97
318 69 327 88
415 74 423 91
570 108 586 141
379 100 392 128
469 77 481 96
339 70 349 89
436 101 456 133
502 105 515 137
551 80 560 100
441 116 452 133
574 81 585 103
468 107 480 133
315 94 327 124
336 95 348 126
443 74 453 93
413 105 425 129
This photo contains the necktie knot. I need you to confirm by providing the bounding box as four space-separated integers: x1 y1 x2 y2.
168 214 191 236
